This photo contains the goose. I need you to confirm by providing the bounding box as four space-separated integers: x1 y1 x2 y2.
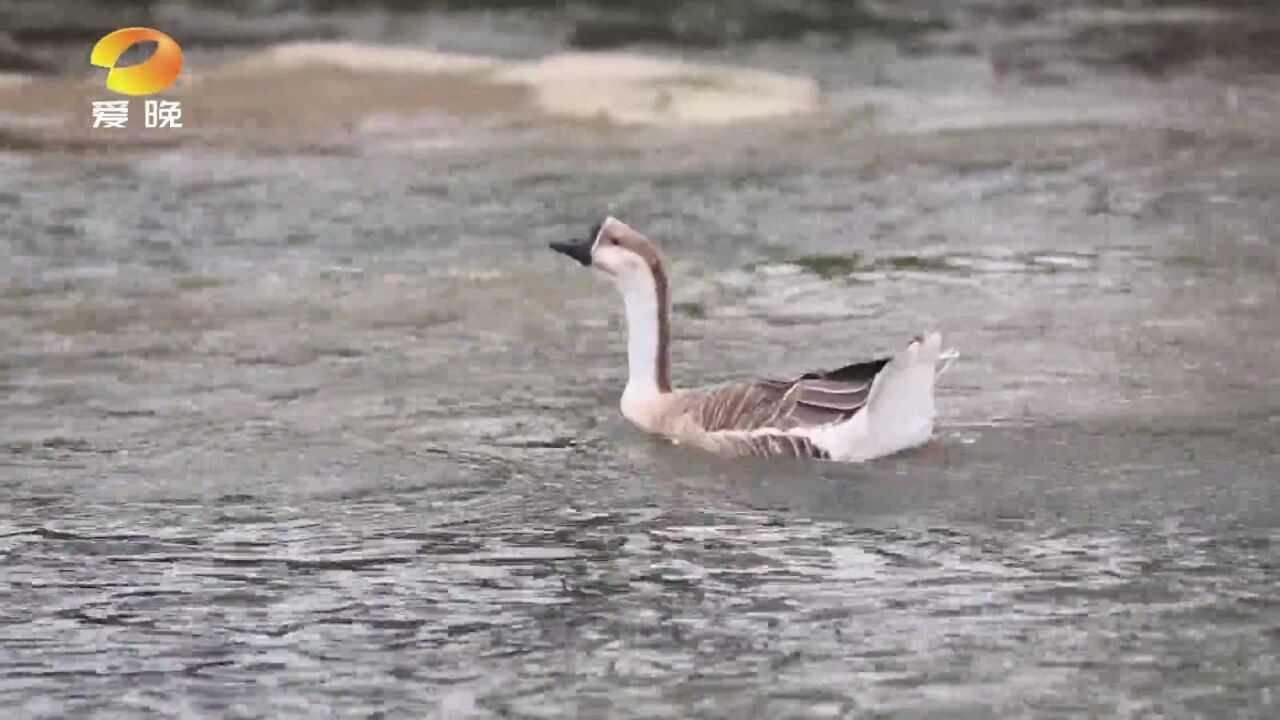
549 216 950 462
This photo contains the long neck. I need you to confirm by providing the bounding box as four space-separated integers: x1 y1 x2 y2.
618 265 671 399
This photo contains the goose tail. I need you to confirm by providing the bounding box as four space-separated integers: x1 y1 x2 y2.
811 332 941 462
936 347 960 380
803 332 951 462
860 331 942 452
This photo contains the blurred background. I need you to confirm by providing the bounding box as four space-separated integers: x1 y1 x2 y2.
1 1 1278 719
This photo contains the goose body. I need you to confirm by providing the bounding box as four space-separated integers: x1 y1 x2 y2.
550 216 947 462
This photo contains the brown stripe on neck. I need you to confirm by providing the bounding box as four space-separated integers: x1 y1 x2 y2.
607 218 673 394
651 259 672 393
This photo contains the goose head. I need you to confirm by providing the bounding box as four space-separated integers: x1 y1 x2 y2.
549 216 666 293
550 216 673 395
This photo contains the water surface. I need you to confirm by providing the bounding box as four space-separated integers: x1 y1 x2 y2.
2 2 1279 718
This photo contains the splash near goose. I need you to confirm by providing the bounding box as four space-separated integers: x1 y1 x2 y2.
550 217 950 462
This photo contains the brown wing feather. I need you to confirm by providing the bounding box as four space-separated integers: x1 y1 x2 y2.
693 357 892 433
725 432 830 460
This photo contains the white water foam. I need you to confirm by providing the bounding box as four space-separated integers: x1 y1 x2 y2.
221 41 821 128
492 51 821 126
0 72 33 90
219 40 502 76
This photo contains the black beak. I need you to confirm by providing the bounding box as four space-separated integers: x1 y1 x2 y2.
549 238 593 267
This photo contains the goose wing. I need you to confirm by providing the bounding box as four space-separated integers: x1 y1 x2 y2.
693 357 892 433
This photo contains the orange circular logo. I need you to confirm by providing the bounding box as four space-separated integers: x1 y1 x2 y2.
90 28 183 96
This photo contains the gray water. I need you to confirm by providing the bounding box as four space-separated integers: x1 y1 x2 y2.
3 2 1280 718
